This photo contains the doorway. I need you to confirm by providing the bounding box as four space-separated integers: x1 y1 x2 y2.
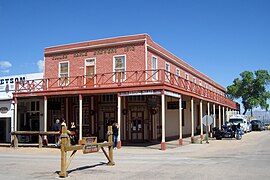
131 111 144 141
0 119 6 142
86 66 94 87
104 112 115 139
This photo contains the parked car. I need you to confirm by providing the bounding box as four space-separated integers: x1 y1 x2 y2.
228 115 248 133
264 123 270 130
246 121 252 132
251 120 264 131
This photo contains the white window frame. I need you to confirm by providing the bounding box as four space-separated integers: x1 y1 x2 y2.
176 68 180 77
152 56 158 80
165 62 170 82
59 61 69 86
199 80 202 86
113 54 126 82
193 77 196 84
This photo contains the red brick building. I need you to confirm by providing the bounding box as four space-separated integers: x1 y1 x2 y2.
13 34 239 150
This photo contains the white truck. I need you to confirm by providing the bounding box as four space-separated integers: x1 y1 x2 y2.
228 115 248 133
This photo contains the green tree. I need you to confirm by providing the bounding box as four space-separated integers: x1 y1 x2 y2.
227 70 270 115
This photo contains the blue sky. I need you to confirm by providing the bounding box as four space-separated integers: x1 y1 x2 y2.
0 0 269 89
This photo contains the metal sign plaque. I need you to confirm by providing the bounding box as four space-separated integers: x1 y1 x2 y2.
83 144 100 154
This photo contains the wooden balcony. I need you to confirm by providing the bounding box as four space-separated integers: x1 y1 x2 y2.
14 69 239 110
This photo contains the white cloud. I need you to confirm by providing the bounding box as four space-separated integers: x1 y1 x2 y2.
37 60 44 72
0 61 12 69
0 69 10 73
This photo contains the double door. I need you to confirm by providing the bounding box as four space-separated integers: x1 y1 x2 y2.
131 111 144 141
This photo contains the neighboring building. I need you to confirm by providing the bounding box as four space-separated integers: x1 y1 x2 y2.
13 34 239 149
0 73 43 143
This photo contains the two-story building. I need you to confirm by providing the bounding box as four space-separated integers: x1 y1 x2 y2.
13 34 239 150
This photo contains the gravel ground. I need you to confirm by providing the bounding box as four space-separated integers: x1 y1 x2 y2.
0 131 269 180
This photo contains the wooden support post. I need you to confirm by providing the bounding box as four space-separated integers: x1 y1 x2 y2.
59 126 68 178
38 135 43 148
13 135 18 148
107 126 114 165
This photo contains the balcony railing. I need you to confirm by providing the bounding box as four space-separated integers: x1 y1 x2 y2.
15 69 239 109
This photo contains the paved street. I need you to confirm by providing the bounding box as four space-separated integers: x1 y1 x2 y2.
0 131 270 180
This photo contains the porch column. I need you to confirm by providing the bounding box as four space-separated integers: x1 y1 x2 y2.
222 106 225 125
191 98 194 142
161 93 166 150
14 98 17 131
11 101 15 132
179 96 182 145
213 104 216 127
226 107 229 123
91 96 94 134
43 96 48 144
79 94 83 142
218 105 221 129
44 96 47 132
200 100 203 139
117 93 122 148
207 101 210 129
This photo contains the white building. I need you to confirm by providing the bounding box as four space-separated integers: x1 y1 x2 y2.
0 73 43 143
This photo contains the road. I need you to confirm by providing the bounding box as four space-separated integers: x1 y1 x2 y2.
0 131 269 180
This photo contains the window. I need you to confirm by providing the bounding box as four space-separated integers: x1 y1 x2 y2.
176 68 180 77
113 55 126 82
199 80 202 86
31 101 40 111
185 73 189 81
152 56 158 80
193 77 196 84
165 62 170 82
59 62 69 86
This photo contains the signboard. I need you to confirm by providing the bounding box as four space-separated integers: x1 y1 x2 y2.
120 90 161 96
202 115 214 126
0 107 8 114
83 144 100 154
164 90 181 98
81 137 97 145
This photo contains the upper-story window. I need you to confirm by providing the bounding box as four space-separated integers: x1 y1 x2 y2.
152 56 158 80
193 77 196 84
185 73 189 81
199 80 202 86
165 62 170 82
176 68 180 77
113 55 126 82
59 61 69 86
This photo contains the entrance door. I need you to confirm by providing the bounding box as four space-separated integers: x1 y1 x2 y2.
104 112 115 139
131 111 144 141
0 119 6 142
86 66 94 87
